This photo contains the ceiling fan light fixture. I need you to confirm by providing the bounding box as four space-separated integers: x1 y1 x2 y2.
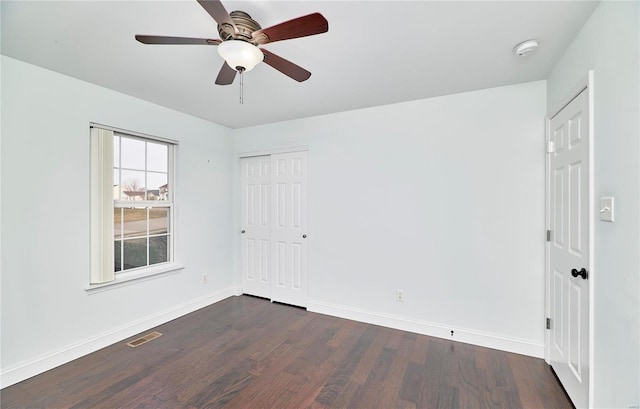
217 40 264 72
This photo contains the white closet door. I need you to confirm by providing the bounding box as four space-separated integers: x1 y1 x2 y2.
240 156 271 298
270 151 309 307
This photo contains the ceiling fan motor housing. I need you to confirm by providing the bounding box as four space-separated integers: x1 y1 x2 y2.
218 11 267 44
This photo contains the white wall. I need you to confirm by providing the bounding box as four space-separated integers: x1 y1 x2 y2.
0 56 236 386
547 2 640 408
232 81 547 356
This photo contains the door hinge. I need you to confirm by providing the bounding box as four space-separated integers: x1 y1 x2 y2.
546 230 552 242
546 317 551 330
546 141 555 154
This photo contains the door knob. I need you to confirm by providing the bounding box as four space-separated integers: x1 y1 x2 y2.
241 230 246 234
571 268 588 280
302 234 307 238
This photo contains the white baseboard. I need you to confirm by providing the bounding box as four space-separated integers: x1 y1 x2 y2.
1 286 242 389
307 300 544 358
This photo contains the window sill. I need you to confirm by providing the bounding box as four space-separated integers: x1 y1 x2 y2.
85 262 184 294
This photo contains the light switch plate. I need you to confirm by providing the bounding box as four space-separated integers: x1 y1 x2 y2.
600 196 614 222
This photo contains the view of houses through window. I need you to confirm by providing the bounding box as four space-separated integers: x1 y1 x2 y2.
113 134 172 272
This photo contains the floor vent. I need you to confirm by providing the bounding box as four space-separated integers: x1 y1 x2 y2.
126 331 162 348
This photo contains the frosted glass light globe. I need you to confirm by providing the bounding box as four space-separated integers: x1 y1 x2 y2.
217 40 264 72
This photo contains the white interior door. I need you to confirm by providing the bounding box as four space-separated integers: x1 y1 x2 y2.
549 88 590 408
270 151 309 307
240 156 271 298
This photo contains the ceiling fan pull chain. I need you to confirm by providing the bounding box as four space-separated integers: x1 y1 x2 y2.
239 69 244 105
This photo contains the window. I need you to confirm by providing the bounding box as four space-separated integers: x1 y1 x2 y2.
113 134 173 272
90 125 177 285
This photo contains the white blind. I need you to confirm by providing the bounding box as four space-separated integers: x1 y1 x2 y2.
90 127 115 284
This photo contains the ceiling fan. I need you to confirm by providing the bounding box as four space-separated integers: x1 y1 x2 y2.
135 0 329 86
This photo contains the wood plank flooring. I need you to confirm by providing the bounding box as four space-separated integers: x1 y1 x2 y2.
1 295 573 408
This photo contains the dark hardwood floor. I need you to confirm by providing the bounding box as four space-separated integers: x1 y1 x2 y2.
2 295 572 408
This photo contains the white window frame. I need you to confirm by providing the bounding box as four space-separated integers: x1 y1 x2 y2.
88 124 182 291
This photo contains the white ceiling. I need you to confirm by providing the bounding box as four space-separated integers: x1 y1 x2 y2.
1 0 598 129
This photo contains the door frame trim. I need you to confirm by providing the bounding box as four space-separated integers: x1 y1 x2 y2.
238 145 309 159
544 71 595 407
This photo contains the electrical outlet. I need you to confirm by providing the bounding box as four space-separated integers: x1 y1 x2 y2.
202 274 207 284
396 289 404 302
